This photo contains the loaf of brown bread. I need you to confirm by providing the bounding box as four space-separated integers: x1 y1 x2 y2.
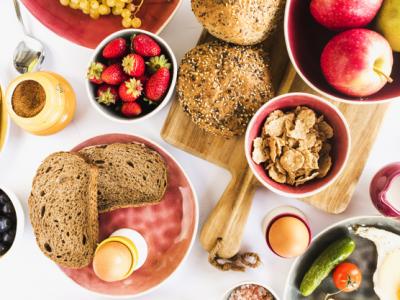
192 0 286 45
177 41 274 137
79 143 168 213
28 152 99 268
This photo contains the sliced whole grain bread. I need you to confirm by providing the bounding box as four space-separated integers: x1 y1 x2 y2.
28 152 99 268
79 143 168 213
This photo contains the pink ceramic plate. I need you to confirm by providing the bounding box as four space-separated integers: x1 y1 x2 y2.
21 0 182 49
60 133 198 297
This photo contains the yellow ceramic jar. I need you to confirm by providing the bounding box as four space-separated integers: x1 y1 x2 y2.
0 84 9 151
5 71 76 135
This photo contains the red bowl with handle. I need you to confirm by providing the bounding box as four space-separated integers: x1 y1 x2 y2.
284 0 400 104
245 93 351 198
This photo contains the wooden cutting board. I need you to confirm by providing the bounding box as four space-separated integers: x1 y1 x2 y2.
161 29 389 260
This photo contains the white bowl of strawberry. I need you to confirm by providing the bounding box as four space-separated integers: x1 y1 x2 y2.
86 29 177 122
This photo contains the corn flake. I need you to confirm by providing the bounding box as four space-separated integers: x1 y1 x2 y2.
251 106 334 186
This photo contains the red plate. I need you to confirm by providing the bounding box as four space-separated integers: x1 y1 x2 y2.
21 0 182 49
60 133 198 297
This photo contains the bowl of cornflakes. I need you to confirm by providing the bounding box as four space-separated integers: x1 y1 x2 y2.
245 92 350 198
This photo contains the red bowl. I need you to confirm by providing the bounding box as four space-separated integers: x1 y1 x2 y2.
59 133 198 297
245 93 350 198
284 0 400 103
21 0 182 49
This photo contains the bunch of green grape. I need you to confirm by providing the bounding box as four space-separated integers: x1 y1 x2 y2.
59 0 142 28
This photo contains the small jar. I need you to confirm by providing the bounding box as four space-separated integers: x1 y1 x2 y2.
5 71 76 135
0 83 9 151
93 228 148 282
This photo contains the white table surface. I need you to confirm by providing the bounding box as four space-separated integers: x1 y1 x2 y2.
1 1 399 299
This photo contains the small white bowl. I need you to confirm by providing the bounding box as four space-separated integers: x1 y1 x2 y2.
85 29 178 124
0 186 25 262
222 281 280 300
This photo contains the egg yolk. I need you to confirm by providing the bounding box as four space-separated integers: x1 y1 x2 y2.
268 216 310 258
93 241 133 282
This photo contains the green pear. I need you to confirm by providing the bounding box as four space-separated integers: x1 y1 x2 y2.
376 0 400 52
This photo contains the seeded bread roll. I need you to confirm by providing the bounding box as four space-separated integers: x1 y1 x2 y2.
29 152 99 268
177 41 274 137
192 0 286 45
79 143 168 213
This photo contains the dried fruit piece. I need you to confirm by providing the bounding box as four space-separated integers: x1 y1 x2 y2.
318 120 334 140
302 150 319 170
318 155 332 178
296 107 316 130
280 149 305 173
269 166 286 183
252 137 269 164
296 172 319 186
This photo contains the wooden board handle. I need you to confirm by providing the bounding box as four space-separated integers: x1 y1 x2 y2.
200 166 257 259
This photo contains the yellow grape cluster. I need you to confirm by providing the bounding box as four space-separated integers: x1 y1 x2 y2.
59 0 142 28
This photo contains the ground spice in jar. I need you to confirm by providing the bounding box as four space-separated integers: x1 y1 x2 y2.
228 284 275 300
12 80 46 118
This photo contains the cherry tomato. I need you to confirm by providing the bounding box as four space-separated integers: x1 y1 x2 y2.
333 262 362 292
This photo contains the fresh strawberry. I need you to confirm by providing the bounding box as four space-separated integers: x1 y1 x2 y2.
121 102 142 117
101 64 125 85
131 34 161 57
122 53 145 77
102 37 127 59
146 55 171 73
96 85 118 106
87 62 105 84
145 67 170 101
118 78 143 102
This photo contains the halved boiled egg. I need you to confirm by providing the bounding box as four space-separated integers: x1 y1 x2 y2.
93 241 133 282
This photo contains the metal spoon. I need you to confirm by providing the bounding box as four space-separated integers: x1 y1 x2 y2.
12 0 45 74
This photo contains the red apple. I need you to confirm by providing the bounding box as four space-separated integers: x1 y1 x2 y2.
321 29 393 97
310 0 383 31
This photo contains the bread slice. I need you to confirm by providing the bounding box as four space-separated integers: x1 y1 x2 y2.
79 143 168 213
28 152 99 268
